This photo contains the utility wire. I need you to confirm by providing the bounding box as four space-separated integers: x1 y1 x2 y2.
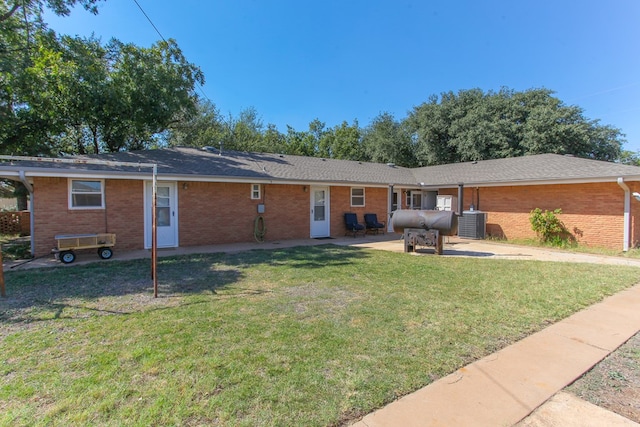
130 0 213 104
131 0 166 42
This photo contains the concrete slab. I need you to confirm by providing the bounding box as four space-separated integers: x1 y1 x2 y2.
517 392 640 427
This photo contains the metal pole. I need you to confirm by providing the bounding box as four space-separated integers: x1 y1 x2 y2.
0 249 5 298
388 185 394 232
152 165 158 297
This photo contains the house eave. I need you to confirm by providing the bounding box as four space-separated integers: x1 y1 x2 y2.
418 175 640 190
0 166 409 188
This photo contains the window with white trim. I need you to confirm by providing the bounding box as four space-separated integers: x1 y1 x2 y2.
251 184 261 200
69 179 104 209
350 187 365 207
411 191 422 209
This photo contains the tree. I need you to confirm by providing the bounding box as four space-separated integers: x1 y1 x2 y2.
35 36 203 153
1 0 105 154
284 125 317 157
620 150 640 166
362 112 415 166
407 88 625 165
1 0 204 155
0 0 103 23
166 99 226 149
261 123 287 154
227 107 265 152
317 120 362 160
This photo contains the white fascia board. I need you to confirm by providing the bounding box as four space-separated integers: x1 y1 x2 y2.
8 165 640 189
157 175 399 188
419 175 640 189
4 167 403 188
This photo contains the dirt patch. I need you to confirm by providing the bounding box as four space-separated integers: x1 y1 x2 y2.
565 331 640 423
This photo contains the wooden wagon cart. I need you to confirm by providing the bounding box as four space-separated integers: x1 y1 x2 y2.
52 233 116 264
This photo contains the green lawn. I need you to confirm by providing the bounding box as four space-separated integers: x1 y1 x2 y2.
1 245 639 426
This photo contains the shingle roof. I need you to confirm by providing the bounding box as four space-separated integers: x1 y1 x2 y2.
91 147 417 185
411 154 640 187
2 148 640 187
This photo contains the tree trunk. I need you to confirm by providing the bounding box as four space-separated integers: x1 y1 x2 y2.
13 181 29 211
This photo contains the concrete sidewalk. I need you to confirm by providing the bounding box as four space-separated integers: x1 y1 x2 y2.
351 282 640 426
8 233 640 269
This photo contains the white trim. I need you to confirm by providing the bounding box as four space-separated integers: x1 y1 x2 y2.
419 176 640 189
144 181 178 249
68 178 105 210
617 178 630 252
4 166 640 189
250 183 261 200
350 187 365 207
310 186 331 238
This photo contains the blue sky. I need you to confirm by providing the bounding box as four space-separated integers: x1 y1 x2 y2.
46 0 640 152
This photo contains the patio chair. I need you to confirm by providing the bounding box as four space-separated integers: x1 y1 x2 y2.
364 213 386 235
344 213 365 237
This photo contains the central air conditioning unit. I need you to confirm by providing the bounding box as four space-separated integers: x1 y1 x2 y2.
458 211 486 239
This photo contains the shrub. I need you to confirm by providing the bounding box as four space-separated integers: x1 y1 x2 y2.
529 208 575 247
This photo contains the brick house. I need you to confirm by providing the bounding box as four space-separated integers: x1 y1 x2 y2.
1 147 640 256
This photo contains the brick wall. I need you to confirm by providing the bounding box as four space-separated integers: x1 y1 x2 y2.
33 177 143 256
330 186 389 236
262 184 309 240
178 182 310 245
440 182 638 250
33 179 395 255
33 177 638 254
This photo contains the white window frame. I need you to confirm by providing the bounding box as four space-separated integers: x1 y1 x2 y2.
350 187 365 207
408 190 422 210
69 179 105 210
251 184 261 200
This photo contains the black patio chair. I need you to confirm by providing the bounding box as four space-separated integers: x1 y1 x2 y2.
344 213 365 237
364 213 385 235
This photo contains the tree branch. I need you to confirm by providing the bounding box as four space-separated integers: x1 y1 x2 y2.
0 2 21 22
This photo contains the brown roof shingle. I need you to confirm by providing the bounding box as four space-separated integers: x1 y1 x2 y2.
2 148 640 187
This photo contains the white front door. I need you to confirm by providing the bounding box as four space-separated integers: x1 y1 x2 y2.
310 186 330 238
145 182 178 248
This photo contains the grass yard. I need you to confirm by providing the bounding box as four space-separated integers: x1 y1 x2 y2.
1 245 639 426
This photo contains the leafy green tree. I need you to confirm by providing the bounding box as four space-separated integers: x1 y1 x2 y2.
284 125 315 156
166 99 226 149
1 0 203 155
620 150 640 166
0 0 102 22
227 107 265 152
407 88 625 165
362 112 415 166
25 36 203 153
317 120 362 160
261 123 287 154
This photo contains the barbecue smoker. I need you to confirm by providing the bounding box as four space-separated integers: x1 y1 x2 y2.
392 210 458 254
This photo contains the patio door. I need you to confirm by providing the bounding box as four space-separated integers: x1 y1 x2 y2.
145 181 178 248
310 186 330 238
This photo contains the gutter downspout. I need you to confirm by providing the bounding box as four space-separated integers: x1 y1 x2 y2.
388 185 394 233
617 177 630 252
19 171 35 257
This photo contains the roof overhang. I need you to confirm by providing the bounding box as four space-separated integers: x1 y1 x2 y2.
0 166 405 188
418 175 640 190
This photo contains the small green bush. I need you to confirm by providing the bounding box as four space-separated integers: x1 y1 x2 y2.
529 208 575 247
2 241 32 260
